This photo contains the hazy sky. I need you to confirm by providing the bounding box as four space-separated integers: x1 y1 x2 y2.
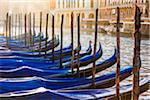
1 0 50 2
0 0 51 20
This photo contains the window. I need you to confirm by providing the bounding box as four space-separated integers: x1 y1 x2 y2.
91 0 94 8
83 0 85 8
89 13 94 19
82 13 85 19
74 0 76 8
77 0 79 8
141 0 145 3
66 0 69 8
58 0 60 8
70 0 72 8
63 0 64 8
66 14 69 26
69 0 70 8
58 14 60 23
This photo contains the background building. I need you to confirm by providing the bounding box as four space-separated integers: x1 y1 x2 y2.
98 0 149 35
50 0 99 28
0 0 149 36
50 0 149 36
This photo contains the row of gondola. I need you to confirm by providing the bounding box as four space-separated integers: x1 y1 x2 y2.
0 34 149 99
0 33 59 52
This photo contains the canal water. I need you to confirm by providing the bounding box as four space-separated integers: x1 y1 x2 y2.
0 27 149 99
55 28 150 99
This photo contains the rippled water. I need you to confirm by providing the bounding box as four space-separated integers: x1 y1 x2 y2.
55 28 150 99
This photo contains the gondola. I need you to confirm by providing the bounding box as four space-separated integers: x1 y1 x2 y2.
0 42 98 70
0 41 71 57
12 38 86 58
58 48 117 78
0 66 133 94
0 34 59 52
0 44 92 67
0 41 91 66
0 46 115 78
0 33 46 47
7 36 59 51
0 32 44 42
0 38 87 58
31 36 60 52
1 77 147 100
0 43 102 77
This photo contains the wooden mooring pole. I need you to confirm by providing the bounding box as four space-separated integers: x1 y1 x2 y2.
8 15 11 49
29 13 32 47
27 13 30 47
39 12 42 55
77 14 80 77
71 12 74 73
11 14 13 39
52 15 55 62
60 14 64 68
20 13 22 40
45 13 49 55
132 5 142 100
15 14 17 39
32 13 35 47
24 14 27 47
6 13 9 48
18 14 21 42
92 8 98 87
116 7 120 100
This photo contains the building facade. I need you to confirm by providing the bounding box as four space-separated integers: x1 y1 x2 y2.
86 0 150 35
50 0 149 36
50 0 100 28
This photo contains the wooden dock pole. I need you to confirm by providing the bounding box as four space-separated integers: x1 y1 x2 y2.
6 13 9 48
45 13 49 55
60 14 64 68
77 14 80 77
11 14 13 39
92 8 98 87
24 14 27 47
29 13 32 47
27 13 30 47
116 7 121 100
20 13 22 40
8 15 11 49
132 5 142 100
71 12 74 73
52 15 55 62
39 12 42 55
33 13 35 47
18 14 20 42
15 14 17 39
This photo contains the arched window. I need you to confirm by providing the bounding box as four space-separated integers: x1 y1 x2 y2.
74 0 76 8
82 13 85 19
66 14 69 27
87 13 94 29
83 0 85 8
77 0 79 8
58 14 60 23
63 0 64 8
145 9 148 17
91 0 94 8
89 13 94 19
58 0 60 8
66 0 69 8
69 0 70 8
